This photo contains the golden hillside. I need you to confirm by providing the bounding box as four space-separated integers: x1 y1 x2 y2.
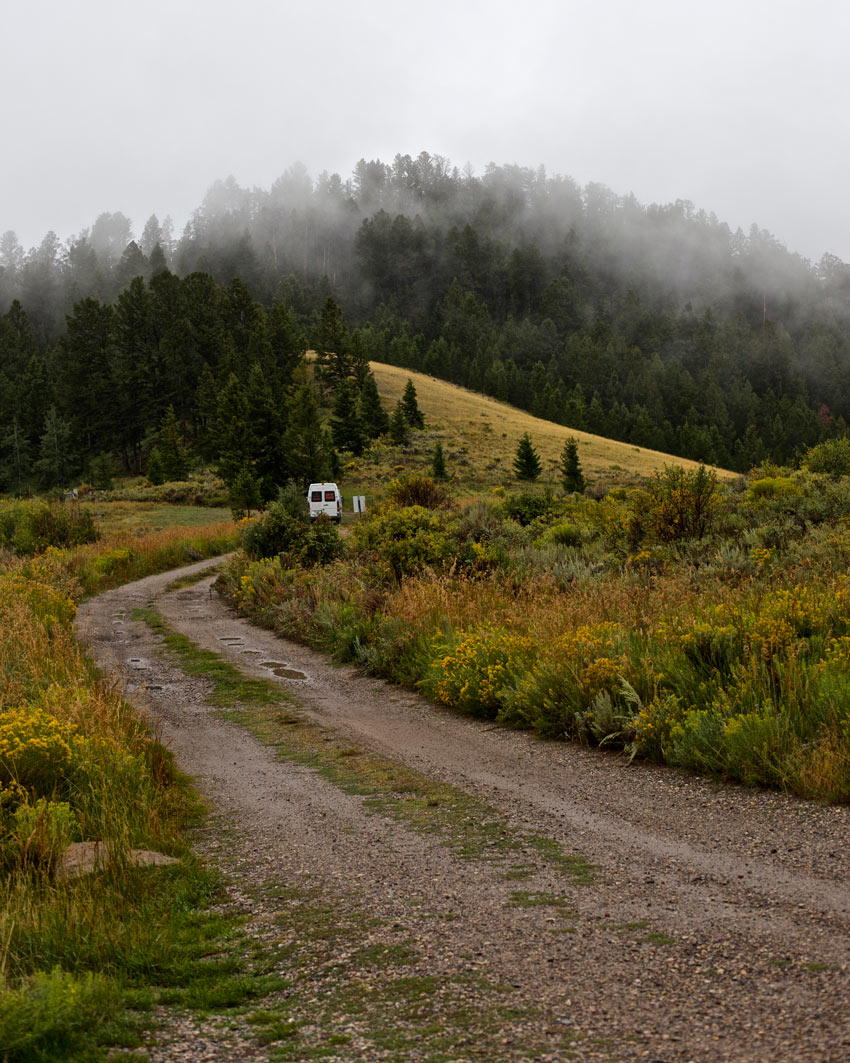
370 361 734 485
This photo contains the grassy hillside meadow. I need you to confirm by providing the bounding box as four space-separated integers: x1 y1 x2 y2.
344 362 734 506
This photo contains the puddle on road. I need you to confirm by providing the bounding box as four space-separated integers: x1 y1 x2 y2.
241 649 262 656
272 667 306 680
219 636 243 643
257 659 308 681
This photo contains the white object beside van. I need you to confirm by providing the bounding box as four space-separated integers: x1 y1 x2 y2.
307 482 342 523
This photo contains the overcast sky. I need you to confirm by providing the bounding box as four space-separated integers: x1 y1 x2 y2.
3 0 848 263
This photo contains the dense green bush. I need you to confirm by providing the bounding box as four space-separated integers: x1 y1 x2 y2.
0 501 99 555
241 504 342 567
803 437 850 477
351 504 455 580
501 490 557 527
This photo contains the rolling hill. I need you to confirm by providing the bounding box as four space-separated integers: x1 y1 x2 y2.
369 361 734 490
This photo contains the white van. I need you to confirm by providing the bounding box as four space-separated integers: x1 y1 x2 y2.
307 482 343 523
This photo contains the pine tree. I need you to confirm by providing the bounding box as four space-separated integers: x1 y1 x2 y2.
156 406 190 481
1 417 32 495
284 381 338 487
146 447 165 485
431 441 447 480
230 467 262 519
35 406 75 488
513 432 541 481
215 374 252 486
331 378 366 455
559 436 585 493
401 378 425 428
389 401 409 445
89 452 114 490
244 363 286 497
359 370 390 439
314 296 350 390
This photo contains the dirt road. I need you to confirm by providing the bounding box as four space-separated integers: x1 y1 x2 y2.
77 559 850 1062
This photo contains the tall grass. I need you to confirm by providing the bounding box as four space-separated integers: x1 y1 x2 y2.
0 512 239 1059
217 472 850 803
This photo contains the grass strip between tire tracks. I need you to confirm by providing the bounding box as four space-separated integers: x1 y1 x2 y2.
135 605 595 885
134 603 608 1060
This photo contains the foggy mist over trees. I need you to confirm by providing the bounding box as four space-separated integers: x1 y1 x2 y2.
3 151 850 488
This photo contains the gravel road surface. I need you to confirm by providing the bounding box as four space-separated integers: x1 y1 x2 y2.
77 559 850 1062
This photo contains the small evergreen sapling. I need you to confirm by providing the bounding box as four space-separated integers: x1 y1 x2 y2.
389 401 410 445
432 441 447 480
513 432 541 481
401 379 425 428
230 467 262 519
559 436 586 493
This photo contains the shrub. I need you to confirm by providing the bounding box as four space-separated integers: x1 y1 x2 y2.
803 437 850 477
629 464 720 544
502 623 632 739
0 969 119 1062
385 474 450 509
746 476 799 503
0 501 99 555
537 522 583 547
425 626 537 718
0 706 76 795
242 505 301 560
241 504 341 567
502 490 557 527
4 798 78 872
351 505 455 580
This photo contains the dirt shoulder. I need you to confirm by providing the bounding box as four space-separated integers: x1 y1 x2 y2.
77 559 850 1062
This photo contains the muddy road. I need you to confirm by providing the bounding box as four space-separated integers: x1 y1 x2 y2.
77 559 850 1062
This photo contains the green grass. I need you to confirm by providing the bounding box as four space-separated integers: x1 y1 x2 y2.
507 890 576 916
640 931 677 946
0 860 287 1062
94 502 233 536
165 565 225 592
132 607 284 708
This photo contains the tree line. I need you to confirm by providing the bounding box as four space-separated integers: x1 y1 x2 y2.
3 153 850 479
0 272 432 495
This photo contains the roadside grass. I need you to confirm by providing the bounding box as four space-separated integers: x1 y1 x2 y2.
507 890 576 916
219 462 850 804
165 565 226 592
0 520 244 1061
136 606 595 885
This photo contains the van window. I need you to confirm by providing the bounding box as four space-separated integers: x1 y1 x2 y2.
310 491 322 502
324 491 336 502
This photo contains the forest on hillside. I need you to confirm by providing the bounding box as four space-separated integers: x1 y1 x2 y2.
3 151 850 490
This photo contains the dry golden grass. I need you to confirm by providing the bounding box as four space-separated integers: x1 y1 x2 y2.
370 361 735 485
